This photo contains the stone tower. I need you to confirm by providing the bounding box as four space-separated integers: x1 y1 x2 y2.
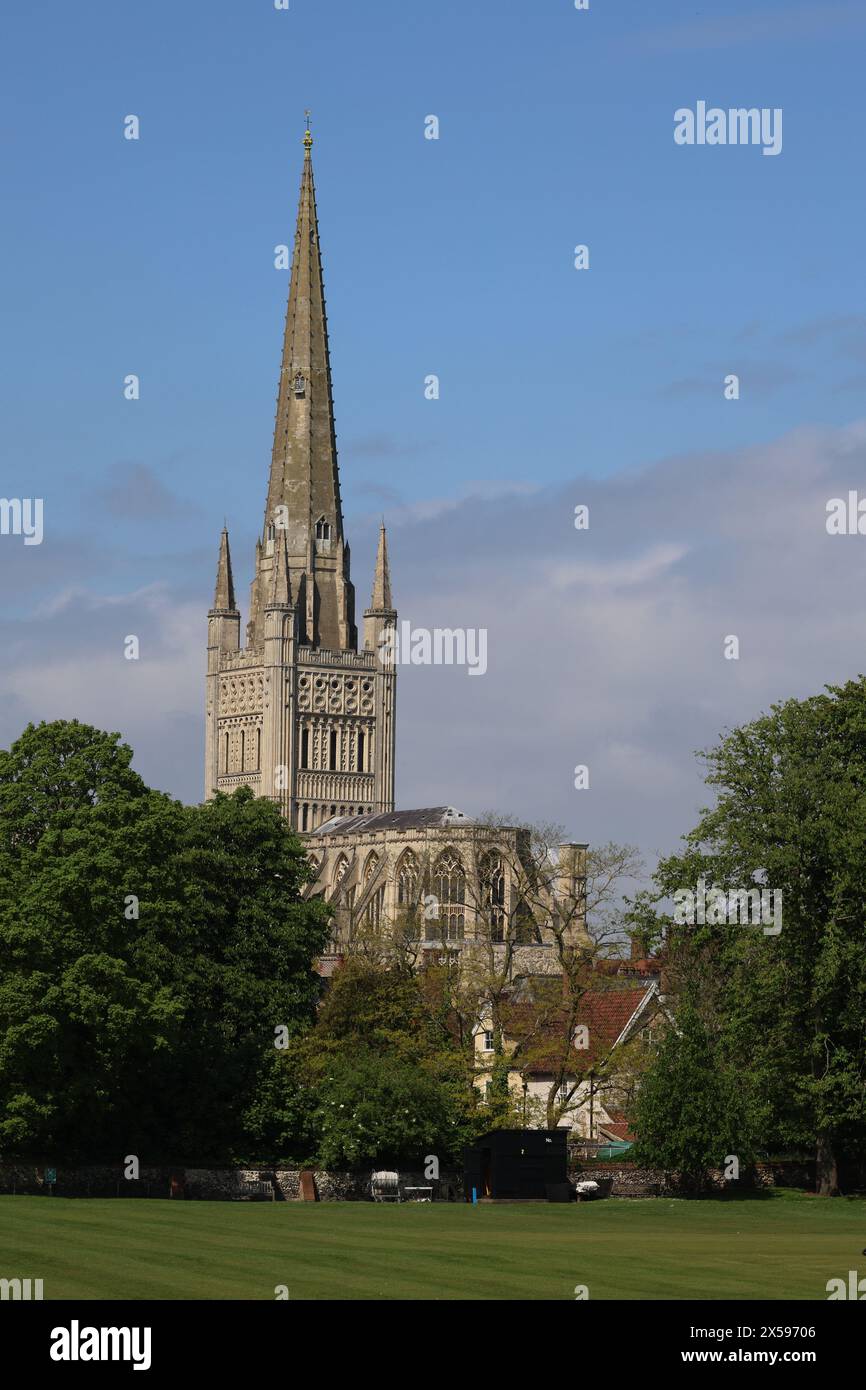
205 129 397 830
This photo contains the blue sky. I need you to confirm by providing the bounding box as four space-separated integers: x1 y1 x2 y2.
2 0 866 856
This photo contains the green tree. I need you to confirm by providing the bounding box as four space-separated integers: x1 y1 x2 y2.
639 678 866 1194
0 720 330 1161
311 1047 458 1169
630 1002 753 1184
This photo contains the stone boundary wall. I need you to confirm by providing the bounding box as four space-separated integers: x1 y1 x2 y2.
0 1163 464 1202
570 1160 816 1197
0 1159 820 1200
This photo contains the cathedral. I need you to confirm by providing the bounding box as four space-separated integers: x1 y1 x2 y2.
204 129 587 968
202 131 664 1140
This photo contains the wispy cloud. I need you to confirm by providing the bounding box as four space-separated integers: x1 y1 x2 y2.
635 2 866 53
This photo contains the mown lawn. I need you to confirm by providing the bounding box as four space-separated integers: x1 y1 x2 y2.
0 1190 862 1300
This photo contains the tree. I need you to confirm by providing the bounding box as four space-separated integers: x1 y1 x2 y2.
0 720 330 1161
310 1048 458 1169
630 1002 754 1184
639 679 866 1194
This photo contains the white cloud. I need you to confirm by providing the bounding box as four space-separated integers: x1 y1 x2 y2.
3 419 866 866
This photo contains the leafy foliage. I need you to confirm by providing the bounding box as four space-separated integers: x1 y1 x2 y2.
633 679 866 1191
0 721 329 1161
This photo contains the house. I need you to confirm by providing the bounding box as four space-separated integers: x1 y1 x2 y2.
472 958 667 1137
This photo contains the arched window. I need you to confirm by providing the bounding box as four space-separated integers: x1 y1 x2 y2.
362 852 383 928
431 850 465 942
333 854 350 893
315 516 332 548
396 851 418 913
479 852 506 942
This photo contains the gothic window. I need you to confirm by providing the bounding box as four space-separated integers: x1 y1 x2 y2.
515 897 539 944
315 516 331 550
223 732 229 774
396 851 418 914
361 852 383 928
330 729 338 770
333 855 350 898
479 852 506 942
431 850 465 942
301 727 310 768
239 729 245 772
256 728 261 770
301 804 309 832
293 371 306 397
357 730 365 772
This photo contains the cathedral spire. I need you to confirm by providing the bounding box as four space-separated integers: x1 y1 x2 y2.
369 522 394 612
249 124 355 652
212 527 237 612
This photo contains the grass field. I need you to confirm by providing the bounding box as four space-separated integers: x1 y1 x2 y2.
1 1190 863 1300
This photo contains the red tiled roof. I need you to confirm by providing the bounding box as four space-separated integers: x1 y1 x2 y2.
599 1120 634 1142
501 985 654 1075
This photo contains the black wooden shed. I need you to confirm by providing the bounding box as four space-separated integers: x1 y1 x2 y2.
464 1129 568 1201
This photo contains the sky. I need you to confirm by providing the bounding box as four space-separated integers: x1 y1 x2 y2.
2 0 866 867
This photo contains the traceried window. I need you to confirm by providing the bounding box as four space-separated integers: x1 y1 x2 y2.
514 897 539 944
396 851 418 925
479 852 506 942
362 852 383 929
333 855 350 894
429 850 465 942
315 516 331 550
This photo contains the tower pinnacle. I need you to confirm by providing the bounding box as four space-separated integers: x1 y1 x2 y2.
369 522 394 612
212 527 237 613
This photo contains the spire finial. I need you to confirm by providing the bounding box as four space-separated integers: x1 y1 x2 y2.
304 110 313 152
